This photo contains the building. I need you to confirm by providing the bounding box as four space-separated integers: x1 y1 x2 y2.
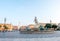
0 24 13 31
57 23 60 30
28 24 35 29
38 23 56 27
20 26 27 31
19 23 57 31
13 26 18 30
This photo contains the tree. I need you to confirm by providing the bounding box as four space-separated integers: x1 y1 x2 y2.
39 25 44 31
3 25 8 31
45 23 52 29
52 24 57 30
0 25 2 31
0 25 2 28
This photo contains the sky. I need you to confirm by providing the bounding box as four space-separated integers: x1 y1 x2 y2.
0 0 60 26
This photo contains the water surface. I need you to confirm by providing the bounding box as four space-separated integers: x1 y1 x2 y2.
0 31 60 41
